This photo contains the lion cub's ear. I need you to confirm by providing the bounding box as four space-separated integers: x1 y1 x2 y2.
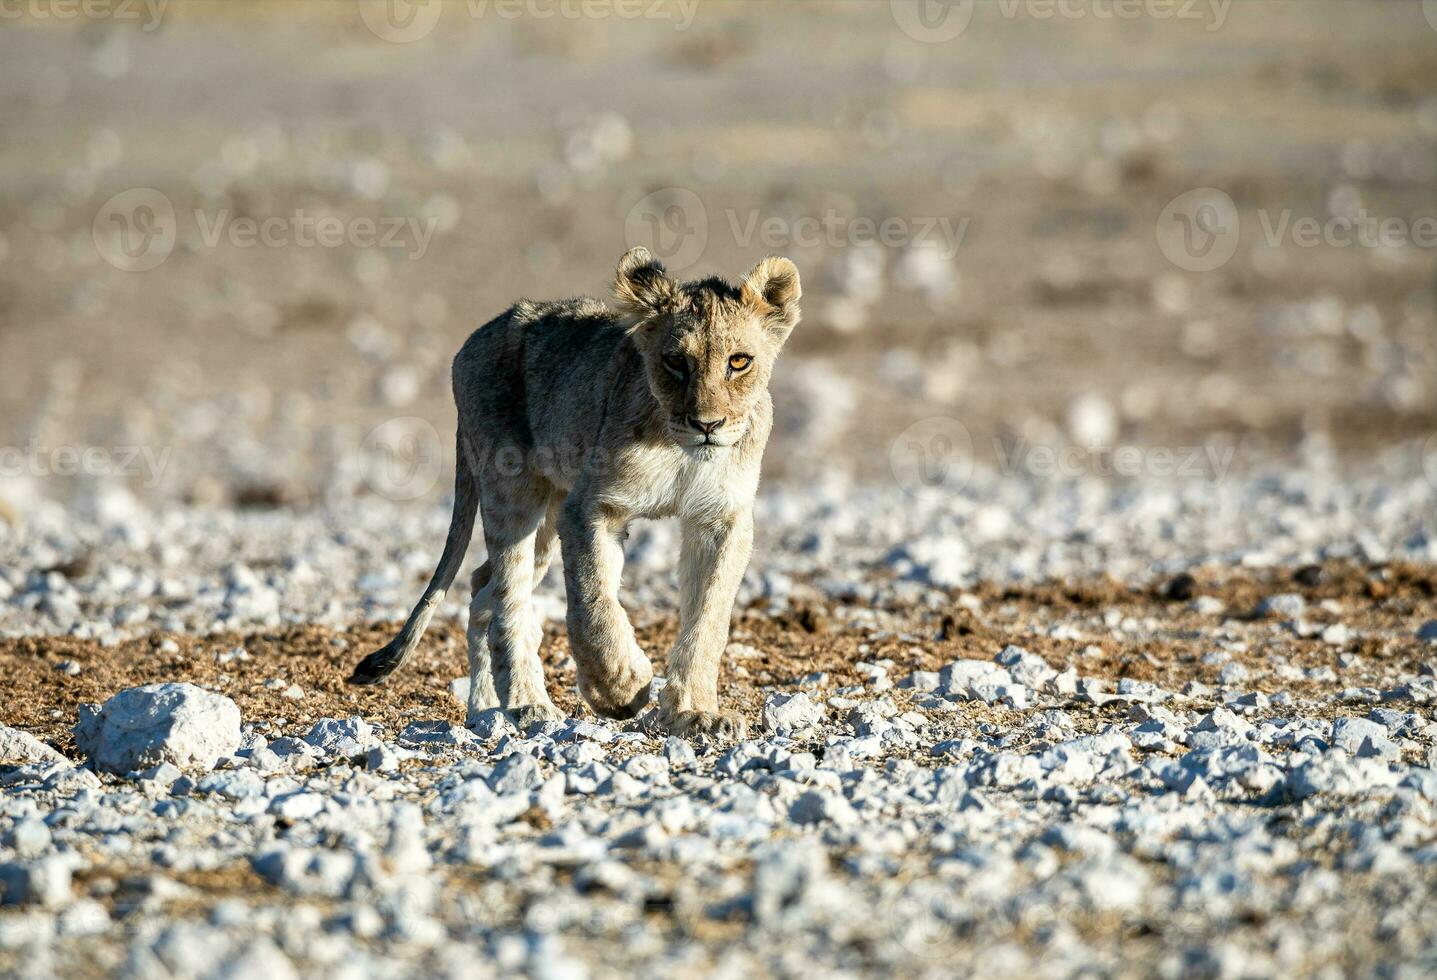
614 246 679 323
740 256 801 343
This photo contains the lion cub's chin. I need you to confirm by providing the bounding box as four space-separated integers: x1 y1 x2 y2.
675 439 738 460
669 426 744 456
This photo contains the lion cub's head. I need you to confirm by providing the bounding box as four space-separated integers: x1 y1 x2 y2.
613 246 801 451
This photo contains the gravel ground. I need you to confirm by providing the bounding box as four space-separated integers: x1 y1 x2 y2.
1 457 1436 978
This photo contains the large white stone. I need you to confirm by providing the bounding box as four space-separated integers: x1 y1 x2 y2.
74 683 240 775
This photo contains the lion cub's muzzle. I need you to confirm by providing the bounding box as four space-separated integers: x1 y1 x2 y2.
670 414 743 449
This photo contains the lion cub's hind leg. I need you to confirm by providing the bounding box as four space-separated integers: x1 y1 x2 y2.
479 482 565 730
463 560 500 725
464 503 555 729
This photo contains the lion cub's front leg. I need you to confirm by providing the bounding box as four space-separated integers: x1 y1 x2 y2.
558 497 655 719
657 510 753 740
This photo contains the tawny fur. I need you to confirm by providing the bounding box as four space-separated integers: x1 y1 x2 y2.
349 248 801 739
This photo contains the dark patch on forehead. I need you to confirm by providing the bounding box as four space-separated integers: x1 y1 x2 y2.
681 276 742 320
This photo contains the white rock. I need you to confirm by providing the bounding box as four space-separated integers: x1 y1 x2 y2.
1330 717 1397 760
268 792 328 822
1066 393 1118 445
762 692 824 734
901 670 940 691
0 726 68 766
5 820 51 859
664 736 697 771
1321 623 1352 645
302 716 376 757
74 683 240 774
399 720 481 751
1256 593 1305 618
488 752 542 796
789 789 859 827
449 676 470 708
0 858 73 908
939 659 1011 690
1219 662 1249 685
1193 595 1225 616
251 846 358 899
467 708 518 742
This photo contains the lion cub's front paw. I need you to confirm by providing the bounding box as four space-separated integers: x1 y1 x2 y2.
508 702 566 731
663 710 747 742
576 654 654 720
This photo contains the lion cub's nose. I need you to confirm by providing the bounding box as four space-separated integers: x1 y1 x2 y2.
688 417 725 435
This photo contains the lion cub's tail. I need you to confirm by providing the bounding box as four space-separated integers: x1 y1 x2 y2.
347 436 477 686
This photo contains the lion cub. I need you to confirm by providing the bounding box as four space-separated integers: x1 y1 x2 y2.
349 247 801 739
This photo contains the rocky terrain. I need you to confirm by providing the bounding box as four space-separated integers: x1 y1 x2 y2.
2 457 1436 978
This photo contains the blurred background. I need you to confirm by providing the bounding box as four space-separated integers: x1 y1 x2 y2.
1 0 1435 514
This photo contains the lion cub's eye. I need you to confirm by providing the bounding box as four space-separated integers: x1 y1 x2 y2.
728 353 753 374
662 353 688 377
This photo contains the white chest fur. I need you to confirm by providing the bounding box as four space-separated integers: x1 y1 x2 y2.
599 443 757 523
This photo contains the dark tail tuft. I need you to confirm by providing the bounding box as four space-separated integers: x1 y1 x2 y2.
347 638 405 686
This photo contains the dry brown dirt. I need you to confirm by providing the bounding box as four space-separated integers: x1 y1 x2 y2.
4 560 1433 756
